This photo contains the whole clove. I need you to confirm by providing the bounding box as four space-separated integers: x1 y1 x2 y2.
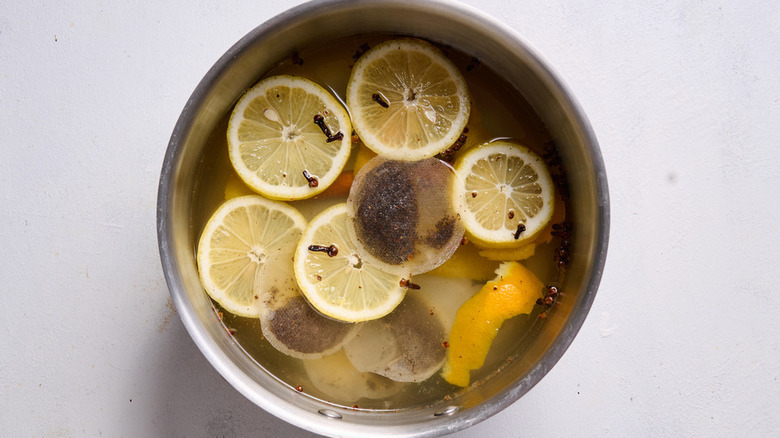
302 170 319 188
313 114 344 142
308 244 338 257
513 223 526 239
372 93 389 108
399 278 421 290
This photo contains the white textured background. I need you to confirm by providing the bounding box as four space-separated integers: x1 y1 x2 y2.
1 1 779 436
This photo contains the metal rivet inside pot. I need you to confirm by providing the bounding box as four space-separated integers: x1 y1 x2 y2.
433 406 459 417
317 409 343 420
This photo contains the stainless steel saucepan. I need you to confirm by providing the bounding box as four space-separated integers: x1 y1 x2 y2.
157 1 609 436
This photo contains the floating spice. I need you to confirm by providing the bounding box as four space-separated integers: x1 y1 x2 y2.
542 141 570 200
466 57 481 71
537 285 560 307
513 223 526 239
436 128 468 162
302 169 319 188
352 43 371 61
308 244 338 257
313 114 344 143
371 93 389 108
291 52 304 66
551 222 572 268
399 278 421 290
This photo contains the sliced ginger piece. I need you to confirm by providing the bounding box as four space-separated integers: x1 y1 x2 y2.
441 261 543 387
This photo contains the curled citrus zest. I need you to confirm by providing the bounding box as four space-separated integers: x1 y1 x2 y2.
441 261 543 387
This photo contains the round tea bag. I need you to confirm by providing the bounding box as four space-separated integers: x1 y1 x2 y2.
259 267 359 359
346 156 465 276
343 293 447 383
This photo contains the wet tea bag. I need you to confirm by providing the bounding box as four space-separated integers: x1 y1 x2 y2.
303 350 403 404
346 156 465 276
344 293 447 383
259 264 359 359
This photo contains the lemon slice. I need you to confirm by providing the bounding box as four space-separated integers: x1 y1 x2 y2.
293 203 406 322
453 142 555 248
227 75 352 200
196 195 307 317
346 38 470 161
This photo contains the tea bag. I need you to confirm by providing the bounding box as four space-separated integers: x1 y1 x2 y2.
346 156 465 276
303 350 403 404
344 293 447 383
259 265 359 359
